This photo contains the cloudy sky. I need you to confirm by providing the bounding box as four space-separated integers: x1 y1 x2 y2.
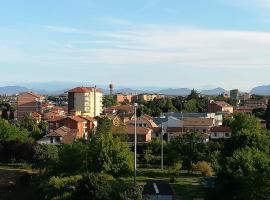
1 0 270 91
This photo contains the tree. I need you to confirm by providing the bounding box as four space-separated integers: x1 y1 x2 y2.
230 113 261 133
33 144 59 172
214 147 270 200
187 89 200 100
265 102 270 129
72 173 112 200
183 99 198 112
164 98 177 113
167 132 208 168
103 95 117 108
192 161 213 177
89 132 133 177
252 108 266 119
0 119 31 142
55 142 88 173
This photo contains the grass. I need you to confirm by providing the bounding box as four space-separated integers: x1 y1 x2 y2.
0 165 38 200
124 168 206 200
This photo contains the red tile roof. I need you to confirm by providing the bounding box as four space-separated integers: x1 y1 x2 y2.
67 87 102 93
210 126 232 132
67 116 87 122
126 125 152 135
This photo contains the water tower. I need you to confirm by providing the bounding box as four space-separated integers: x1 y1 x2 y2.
109 83 114 96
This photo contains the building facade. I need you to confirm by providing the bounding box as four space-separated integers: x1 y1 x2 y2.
67 87 103 117
17 92 44 120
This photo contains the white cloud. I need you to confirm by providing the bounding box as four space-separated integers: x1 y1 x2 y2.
220 0 270 11
1 26 270 69
44 25 89 33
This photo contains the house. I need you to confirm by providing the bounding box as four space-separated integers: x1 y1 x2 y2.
208 100 233 113
29 112 42 123
104 105 134 116
67 87 103 117
17 92 44 120
210 127 232 140
133 93 165 102
243 98 268 110
37 126 77 145
46 116 96 139
233 107 253 114
115 93 134 103
163 112 223 126
126 125 152 143
104 114 123 126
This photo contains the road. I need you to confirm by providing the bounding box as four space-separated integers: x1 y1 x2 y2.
143 180 174 200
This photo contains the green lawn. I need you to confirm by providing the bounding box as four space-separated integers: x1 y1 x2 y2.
125 168 206 200
0 164 38 200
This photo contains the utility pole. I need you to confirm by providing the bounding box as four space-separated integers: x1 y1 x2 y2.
134 103 138 189
161 123 164 170
94 85 96 117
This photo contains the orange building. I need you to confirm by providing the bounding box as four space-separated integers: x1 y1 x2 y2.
17 92 44 120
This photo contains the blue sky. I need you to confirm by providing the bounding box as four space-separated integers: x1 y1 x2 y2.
1 0 270 91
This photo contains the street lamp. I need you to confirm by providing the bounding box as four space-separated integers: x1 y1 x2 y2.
134 103 138 188
161 122 164 170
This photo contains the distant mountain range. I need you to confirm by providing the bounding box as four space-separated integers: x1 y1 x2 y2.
251 85 270 95
0 84 270 96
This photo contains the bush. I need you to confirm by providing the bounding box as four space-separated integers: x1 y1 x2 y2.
192 161 213 177
0 140 34 163
71 173 113 200
42 175 82 200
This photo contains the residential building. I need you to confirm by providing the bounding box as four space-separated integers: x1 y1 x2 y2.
210 127 232 140
126 125 152 143
67 87 103 117
37 126 77 145
243 98 268 110
47 116 97 139
133 93 165 102
208 100 233 113
115 93 134 103
239 92 251 101
230 89 239 100
104 104 134 116
17 92 44 120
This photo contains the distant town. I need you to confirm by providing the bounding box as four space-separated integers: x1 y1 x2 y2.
1 83 270 199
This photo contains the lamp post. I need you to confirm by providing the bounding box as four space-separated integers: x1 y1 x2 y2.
134 103 138 188
161 122 164 170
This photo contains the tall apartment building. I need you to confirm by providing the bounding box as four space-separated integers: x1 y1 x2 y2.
67 87 103 117
17 92 44 120
230 89 239 100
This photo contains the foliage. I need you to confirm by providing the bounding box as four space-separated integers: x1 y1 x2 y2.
118 185 145 200
192 161 213 177
265 102 270 129
229 113 261 133
0 140 34 163
0 119 31 142
167 132 208 168
252 108 266 119
0 101 15 120
214 147 270 200
19 113 45 140
103 95 117 108
42 175 82 200
89 132 133 177
55 142 88 174
96 117 113 135
71 173 113 200
33 144 59 171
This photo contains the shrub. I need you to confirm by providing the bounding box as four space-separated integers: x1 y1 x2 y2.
192 161 213 177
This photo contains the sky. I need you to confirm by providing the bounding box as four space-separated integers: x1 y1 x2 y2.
1 0 270 91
